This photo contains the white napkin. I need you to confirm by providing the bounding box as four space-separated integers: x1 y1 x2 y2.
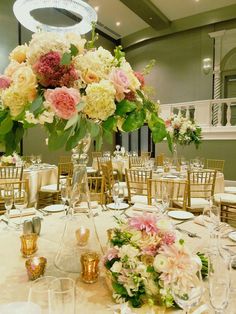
131 203 158 213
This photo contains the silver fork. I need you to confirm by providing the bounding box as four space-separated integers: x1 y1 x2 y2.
176 227 201 238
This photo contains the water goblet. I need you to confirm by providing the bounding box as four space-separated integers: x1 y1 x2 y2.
14 190 28 229
3 185 13 228
112 182 120 210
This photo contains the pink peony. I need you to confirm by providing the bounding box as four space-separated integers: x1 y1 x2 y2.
103 247 119 264
128 214 158 235
33 51 78 87
0 75 11 89
44 87 80 120
134 71 145 88
110 69 130 101
161 231 176 246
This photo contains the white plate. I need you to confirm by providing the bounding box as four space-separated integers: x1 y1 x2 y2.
228 231 236 242
106 203 130 210
0 302 41 314
168 210 194 220
44 204 65 212
163 174 178 179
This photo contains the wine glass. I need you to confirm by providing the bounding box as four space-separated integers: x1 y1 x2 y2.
112 182 120 210
36 155 42 167
60 180 71 218
209 252 230 314
3 185 13 227
30 155 36 167
171 268 203 313
161 184 170 214
202 204 220 233
14 190 28 229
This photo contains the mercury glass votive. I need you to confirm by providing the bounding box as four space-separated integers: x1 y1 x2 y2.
25 257 47 280
75 227 90 246
80 251 100 283
20 233 38 258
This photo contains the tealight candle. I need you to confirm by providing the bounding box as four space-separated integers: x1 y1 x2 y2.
20 233 38 258
75 227 90 246
80 251 100 283
25 257 47 281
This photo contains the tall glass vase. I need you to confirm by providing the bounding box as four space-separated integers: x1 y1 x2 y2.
54 134 102 273
172 142 180 170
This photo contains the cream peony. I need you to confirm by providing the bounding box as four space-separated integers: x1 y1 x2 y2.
4 60 25 77
83 79 116 120
11 65 37 95
10 44 29 63
27 32 70 65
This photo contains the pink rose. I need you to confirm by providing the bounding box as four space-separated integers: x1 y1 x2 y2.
0 75 11 89
44 87 80 120
110 69 130 101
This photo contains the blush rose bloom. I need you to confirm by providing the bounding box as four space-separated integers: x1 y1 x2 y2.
0 75 11 89
44 87 80 120
110 68 130 101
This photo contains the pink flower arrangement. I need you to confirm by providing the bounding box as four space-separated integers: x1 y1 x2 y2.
134 71 145 88
0 75 11 89
110 69 130 101
128 214 158 235
33 51 78 87
44 87 80 120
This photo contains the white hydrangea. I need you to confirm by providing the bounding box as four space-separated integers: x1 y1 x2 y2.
83 79 116 121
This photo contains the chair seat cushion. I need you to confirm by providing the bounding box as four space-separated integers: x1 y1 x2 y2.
40 184 59 193
214 193 236 204
189 198 210 209
225 187 236 194
131 195 148 204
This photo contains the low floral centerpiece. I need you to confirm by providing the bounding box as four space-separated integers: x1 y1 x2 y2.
0 151 21 166
104 214 205 309
0 27 169 155
165 113 202 148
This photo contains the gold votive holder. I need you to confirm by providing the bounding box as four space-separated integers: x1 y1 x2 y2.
25 257 47 281
76 227 90 246
80 251 100 283
106 228 115 241
164 166 169 173
20 233 38 258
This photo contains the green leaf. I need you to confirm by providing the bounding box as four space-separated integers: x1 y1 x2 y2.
151 123 167 143
29 95 43 113
147 113 165 131
112 282 127 296
77 102 86 111
87 120 100 138
95 131 103 150
5 131 16 155
0 115 13 135
0 110 8 122
166 132 173 152
115 99 137 116
64 115 79 130
15 124 24 144
48 128 72 150
122 109 145 132
70 44 78 57
103 130 113 144
65 118 87 151
60 52 71 65
103 116 117 132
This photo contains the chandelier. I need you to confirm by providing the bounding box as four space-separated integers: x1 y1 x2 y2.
13 0 97 34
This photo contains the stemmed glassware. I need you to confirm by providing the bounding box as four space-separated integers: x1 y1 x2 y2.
60 180 71 218
3 185 13 228
171 268 203 314
154 184 170 215
112 181 120 210
208 252 230 314
14 190 28 229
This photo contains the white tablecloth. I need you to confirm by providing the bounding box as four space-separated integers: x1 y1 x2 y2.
0 207 235 313
23 165 58 203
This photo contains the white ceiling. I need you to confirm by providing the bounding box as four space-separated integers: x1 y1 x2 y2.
86 0 236 39
151 0 236 20
87 0 148 38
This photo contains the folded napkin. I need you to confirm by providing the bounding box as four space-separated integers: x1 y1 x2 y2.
131 203 158 213
194 215 208 226
7 208 36 218
74 201 98 211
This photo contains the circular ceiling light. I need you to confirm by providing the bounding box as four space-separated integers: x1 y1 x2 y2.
13 0 97 34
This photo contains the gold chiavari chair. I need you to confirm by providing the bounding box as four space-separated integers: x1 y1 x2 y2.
147 178 188 210
0 179 29 214
129 156 145 168
140 151 151 158
59 155 72 163
97 156 118 178
87 176 104 204
38 162 73 207
220 202 236 227
125 169 152 204
206 159 225 172
187 169 217 215
0 166 23 182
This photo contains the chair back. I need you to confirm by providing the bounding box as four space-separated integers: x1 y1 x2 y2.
206 159 225 172
87 176 104 204
220 203 236 227
129 156 146 168
187 169 217 207
0 166 23 181
59 155 71 163
0 179 29 213
57 162 73 188
125 169 152 202
147 178 188 210
101 163 115 202
97 156 112 172
140 151 151 158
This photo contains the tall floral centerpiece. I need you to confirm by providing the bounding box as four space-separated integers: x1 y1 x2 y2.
0 29 168 154
165 113 202 166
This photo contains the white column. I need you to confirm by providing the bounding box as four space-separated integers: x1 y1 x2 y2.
209 30 225 126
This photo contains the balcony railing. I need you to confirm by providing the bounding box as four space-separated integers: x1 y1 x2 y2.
160 98 236 140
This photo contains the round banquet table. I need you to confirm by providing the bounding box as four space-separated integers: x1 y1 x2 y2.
23 164 58 204
0 207 235 313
